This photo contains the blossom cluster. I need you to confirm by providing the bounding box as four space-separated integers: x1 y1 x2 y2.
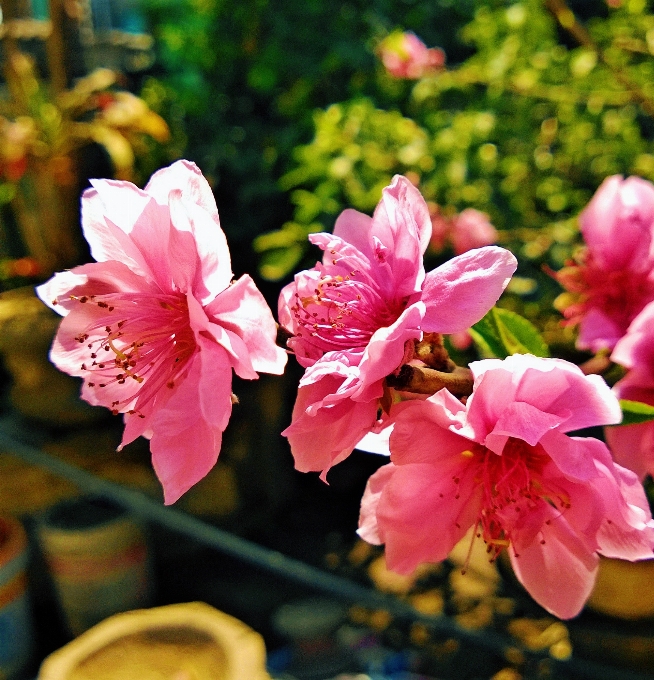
377 31 446 80
555 176 654 483
38 162 654 621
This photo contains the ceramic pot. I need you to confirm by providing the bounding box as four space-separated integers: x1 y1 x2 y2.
586 555 654 620
37 496 153 636
37 601 271 680
0 514 33 679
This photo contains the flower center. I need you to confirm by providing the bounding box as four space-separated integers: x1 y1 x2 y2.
290 268 404 353
458 438 569 562
556 258 654 337
71 292 195 415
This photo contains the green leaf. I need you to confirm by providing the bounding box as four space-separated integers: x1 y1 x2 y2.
470 307 549 359
617 400 654 426
469 313 507 359
258 245 304 281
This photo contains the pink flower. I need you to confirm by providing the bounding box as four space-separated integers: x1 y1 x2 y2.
427 205 498 256
37 160 287 504
278 175 517 478
606 301 654 479
450 208 498 255
426 202 450 253
554 175 654 352
358 354 654 619
378 32 445 80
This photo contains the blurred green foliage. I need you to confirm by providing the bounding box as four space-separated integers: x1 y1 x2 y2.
140 0 475 272
140 0 654 347
249 0 654 346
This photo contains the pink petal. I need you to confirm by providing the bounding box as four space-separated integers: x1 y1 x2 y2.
389 397 469 466
513 357 622 432
82 181 154 272
309 232 374 282
471 354 622 433
282 376 379 476
612 300 654 372
592 458 654 561
331 208 375 263
187 282 259 381
537 460 604 544
86 182 197 296
487 401 567 451
37 260 153 318
298 351 361 391
538 431 600 481
167 186 233 302
605 421 654 480
204 323 258 380
577 307 625 352
144 160 220 225
421 246 517 333
463 363 516 443
148 353 226 504
375 462 481 574
45 268 161 380
166 190 201 292
369 175 432 297
205 274 287 375
196 335 235 431
357 463 396 544
121 401 157 449
151 417 222 505
510 508 599 619
354 302 424 392
580 175 654 272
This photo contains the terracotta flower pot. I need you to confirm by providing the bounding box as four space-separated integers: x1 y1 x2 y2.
37 602 271 680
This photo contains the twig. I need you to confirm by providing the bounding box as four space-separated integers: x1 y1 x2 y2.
386 365 474 397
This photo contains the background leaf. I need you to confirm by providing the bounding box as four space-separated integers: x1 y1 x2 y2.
617 400 654 426
470 307 549 359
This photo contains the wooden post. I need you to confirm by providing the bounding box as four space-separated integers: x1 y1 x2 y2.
45 0 68 94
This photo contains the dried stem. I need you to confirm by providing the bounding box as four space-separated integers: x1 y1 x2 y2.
386 365 474 397
415 332 457 372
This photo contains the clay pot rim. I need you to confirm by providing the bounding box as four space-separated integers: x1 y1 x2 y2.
38 601 271 680
0 515 27 569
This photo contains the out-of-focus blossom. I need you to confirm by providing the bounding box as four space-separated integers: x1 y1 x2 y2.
98 91 170 143
0 116 37 182
378 31 446 80
428 204 498 256
450 208 499 255
554 175 654 352
279 175 517 479
426 202 450 253
2 54 170 187
606 300 654 479
358 354 654 619
449 329 474 351
37 161 287 504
